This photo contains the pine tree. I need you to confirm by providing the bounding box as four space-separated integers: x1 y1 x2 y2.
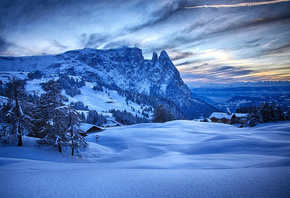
248 105 263 127
40 106 87 155
248 104 253 114
81 112 86 122
48 107 70 153
36 80 67 152
276 105 286 121
86 110 107 126
66 107 87 156
35 80 87 154
153 105 175 123
0 78 33 146
260 103 271 122
32 80 64 138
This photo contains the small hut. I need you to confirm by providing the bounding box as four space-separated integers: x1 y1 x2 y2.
209 112 235 124
79 123 104 136
209 112 249 125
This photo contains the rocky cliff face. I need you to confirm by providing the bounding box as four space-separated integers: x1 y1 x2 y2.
0 47 218 118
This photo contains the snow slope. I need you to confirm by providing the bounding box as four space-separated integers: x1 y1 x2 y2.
1 168 289 198
82 121 290 169
0 121 290 197
23 75 152 119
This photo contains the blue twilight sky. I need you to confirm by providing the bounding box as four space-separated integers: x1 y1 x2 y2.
0 0 289 87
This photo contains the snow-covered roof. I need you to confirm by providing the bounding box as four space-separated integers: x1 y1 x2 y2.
80 123 102 132
234 113 248 118
104 119 125 127
209 112 234 119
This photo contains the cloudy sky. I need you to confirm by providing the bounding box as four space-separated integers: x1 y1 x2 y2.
0 0 289 87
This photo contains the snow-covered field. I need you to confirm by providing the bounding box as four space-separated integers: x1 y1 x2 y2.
1 121 290 197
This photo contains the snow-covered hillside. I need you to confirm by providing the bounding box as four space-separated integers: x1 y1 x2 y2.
0 47 218 118
1 121 290 197
72 121 290 169
23 74 153 122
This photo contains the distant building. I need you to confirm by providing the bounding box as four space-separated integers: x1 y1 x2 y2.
209 112 234 124
102 119 124 127
79 123 104 136
209 112 249 124
233 113 249 124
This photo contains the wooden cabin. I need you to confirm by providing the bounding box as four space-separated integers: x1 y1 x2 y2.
209 112 249 125
79 123 104 136
209 112 234 124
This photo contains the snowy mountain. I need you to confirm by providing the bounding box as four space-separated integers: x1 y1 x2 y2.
195 81 290 89
0 47 217 119
216 95 290 113
191 81 290 103
191 81 290 114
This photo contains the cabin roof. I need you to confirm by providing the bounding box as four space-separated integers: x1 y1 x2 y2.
209 112 234 119
80 123 103 132
234 113 248 118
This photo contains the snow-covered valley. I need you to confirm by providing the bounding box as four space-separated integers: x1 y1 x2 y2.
1 121 290 197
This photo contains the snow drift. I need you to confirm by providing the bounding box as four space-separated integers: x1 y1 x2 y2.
1 121 290 197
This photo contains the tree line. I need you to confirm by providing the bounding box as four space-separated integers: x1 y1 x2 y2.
243 103 287 127
0 75 181 155
0 78 86 155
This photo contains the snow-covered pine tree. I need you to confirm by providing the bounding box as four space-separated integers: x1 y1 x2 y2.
66 107 87 156
271 104 285 121
276 105 286 121
248 105 263 127
48 106 70 153
36 80 69 152
32 79 64 138
153 105 175 123
0 78 33 146
80 112 86 122
40 105 87 154
86 110 107 126
260 103 271 122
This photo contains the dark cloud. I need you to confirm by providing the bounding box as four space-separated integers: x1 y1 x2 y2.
176 60 199 67
103 39 139 50
181 64 254 79
180 65 257 86
245 38 261 44
231 43 261 52
127 1 190 33
51 40 67 51
183 19 215 34
0 0 117 29
79 33 111 49
261 43 290 55
0 0 61 26
142 43 179 57
171 51 195 61
205 14 290 38
0 37 11 53
212 66 253 76
215 66 235 72
163 11 290 51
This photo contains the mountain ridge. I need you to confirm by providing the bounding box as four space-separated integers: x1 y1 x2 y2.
0 47 218 119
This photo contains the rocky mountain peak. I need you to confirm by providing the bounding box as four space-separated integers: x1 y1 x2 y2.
152 52 158 65
159 50 170 60
0 47 218 118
